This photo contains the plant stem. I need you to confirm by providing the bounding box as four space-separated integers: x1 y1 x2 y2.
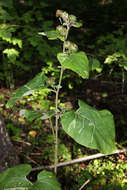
54 23 70 174
122 68 125 94
54 66 64 174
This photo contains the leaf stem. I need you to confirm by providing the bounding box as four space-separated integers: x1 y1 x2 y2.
49 117 55 137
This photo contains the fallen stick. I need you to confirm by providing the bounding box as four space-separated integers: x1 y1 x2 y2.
78 179 90 190
31 149 127 172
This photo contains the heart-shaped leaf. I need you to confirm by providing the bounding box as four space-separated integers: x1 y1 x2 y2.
61 100 116 154
30 170 61 190
7 72 47 108
0 164 32 189
57 51 89 79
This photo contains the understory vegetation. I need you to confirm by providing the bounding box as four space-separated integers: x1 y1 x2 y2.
0 0 127 189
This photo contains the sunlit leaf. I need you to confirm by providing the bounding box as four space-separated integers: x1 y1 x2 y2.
11 38 22 48
3 48 19 62
57 51 89 79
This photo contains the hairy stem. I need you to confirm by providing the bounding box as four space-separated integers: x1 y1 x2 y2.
54 67 64 174
54 23 70 174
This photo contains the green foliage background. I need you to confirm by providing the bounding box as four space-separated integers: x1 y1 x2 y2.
1 0 127 88
0 0 60 88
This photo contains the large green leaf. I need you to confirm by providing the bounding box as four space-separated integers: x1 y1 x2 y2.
61 100 116 154
7 72 47 108
0 164 32 190
57 51 89 79
20 109 55 122
30 170 61 190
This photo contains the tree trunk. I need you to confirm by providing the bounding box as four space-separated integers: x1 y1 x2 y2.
0 114 19 173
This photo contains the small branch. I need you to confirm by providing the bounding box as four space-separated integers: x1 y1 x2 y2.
30 153 41 155
12 139 31 146
31 149 127 172
78 179 90 190
25 155 39 166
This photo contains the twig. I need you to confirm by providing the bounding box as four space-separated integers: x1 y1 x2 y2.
78 179 90 190
31 149 127 172
25 155 40 166
29 153 41 156
13 139 31 146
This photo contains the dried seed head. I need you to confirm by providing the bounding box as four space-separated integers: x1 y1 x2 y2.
70 43 78 52
65 102 73 109
69 15 77 23
64 41 78 53
56 25 67 36
61 11 69 22
56 25 64 31
56 9 63 17
64 41 71 48
47 77 54 85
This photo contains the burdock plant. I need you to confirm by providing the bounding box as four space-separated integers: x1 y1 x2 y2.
7 10 116 175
